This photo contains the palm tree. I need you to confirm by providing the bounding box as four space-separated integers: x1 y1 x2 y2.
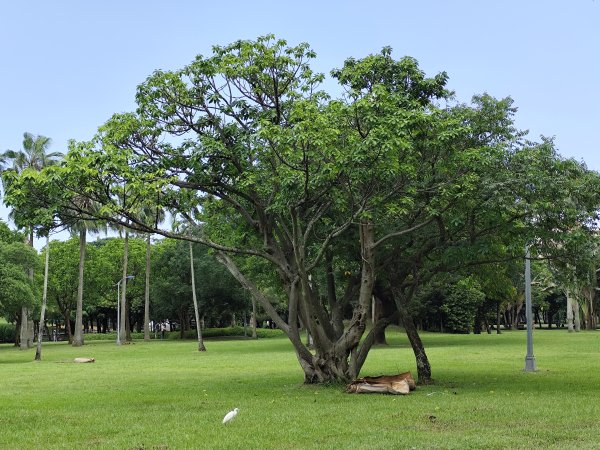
106 184 134 345
119 204 166 342
1 132 63 349
108 215 137 345
67 198 106 347
139 205 165 341
2 133 63 173
189 240 206 351
34 235 50 360
172 217 206 351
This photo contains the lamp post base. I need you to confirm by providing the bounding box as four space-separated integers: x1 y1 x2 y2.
524 356 537 372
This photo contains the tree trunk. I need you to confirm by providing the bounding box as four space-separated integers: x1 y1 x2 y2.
300 352 352 384
19 306 29 350
584 288 596 330
189 241 206 351
14 314 21 347
372 296 388 345
574 298 581 332
511 299 524 330
213 220 377 384
144 234 151 341
65 317 73 344
120 230 130 344
216 250 372 384
73 227 86 347
325 246 344 337
566 290 574 333
125 301 132 342
343 220 378 380
20 228 35 349
398 304 432 384
250 295 258 339
35 236 51 360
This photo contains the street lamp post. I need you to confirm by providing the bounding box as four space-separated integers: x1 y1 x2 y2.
524 245 537 372
116 275 134 345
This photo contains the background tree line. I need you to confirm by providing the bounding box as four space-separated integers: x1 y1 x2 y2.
1 216 597 346
0 224 252 345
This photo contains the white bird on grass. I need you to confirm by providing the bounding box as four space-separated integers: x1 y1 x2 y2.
222 408 239 424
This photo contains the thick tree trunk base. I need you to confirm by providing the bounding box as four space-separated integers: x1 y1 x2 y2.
299 354 354 385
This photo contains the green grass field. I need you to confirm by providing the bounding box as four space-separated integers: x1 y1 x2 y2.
1 328 599 449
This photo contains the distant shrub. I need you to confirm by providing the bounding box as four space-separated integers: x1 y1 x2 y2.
83 332 147 341
441 277 485 333
168 326 283 340
0 323 16 343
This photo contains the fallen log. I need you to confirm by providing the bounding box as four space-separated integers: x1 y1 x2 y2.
73 357 95 363
347 371 416 395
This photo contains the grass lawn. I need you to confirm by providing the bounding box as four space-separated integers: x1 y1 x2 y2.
1 327 599 449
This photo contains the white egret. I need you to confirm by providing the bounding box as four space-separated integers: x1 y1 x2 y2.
222 408 239 424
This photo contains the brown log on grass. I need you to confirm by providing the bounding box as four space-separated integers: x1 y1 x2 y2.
73 357 95 363
346 371 416 395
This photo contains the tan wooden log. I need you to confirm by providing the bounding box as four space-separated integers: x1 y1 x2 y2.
347 379 410 395
73 357 95 363
346 371 415 395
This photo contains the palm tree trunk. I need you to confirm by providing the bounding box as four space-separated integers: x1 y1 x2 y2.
73 227 86 346
144 234 151 341
189 242 206 351
120 230 129 344
35 236 50 360
20 227 35 349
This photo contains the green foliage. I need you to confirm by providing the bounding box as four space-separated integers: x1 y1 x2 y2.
151 239 248 327
80 331 147 341
441 277 485 333
0 241 39 320
1 133 64 236
0 220 24 243
1 132 62 172
86 237 146 309
0 323 16 343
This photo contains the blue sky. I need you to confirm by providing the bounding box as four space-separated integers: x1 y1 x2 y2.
1 0 599 247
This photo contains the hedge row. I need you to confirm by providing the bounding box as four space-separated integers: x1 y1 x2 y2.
0 323 16 343
42 326 284 342
168 326 283 340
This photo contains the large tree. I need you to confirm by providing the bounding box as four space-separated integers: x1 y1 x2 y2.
14 37 600 383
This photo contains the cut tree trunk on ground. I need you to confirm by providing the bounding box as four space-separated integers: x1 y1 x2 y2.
346 372 416 395
73 357 95 363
